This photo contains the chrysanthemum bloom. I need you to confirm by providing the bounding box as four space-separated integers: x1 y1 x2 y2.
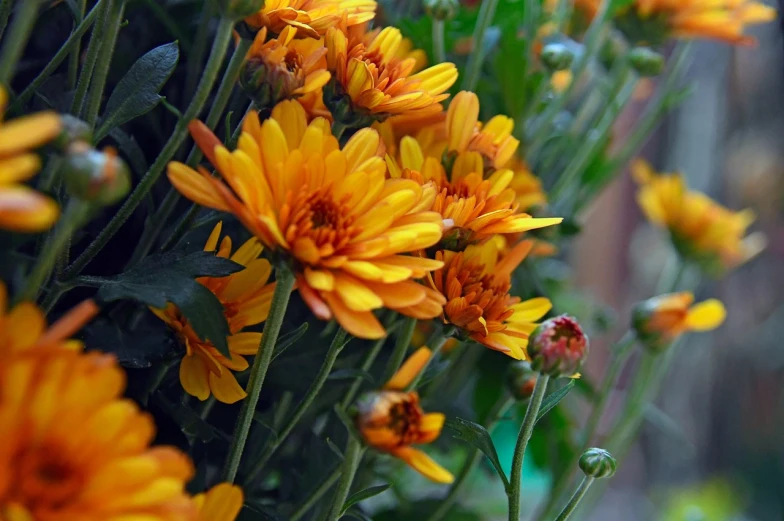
168 101 446 339
151 222 276 404
633 159 766 274
355 347 453 483
0 87 61 232
194 483 244 521
244 0 377 39
632 292 726 351
240 26 331 112
324 26 458 126
527 315 589 377
429 239 553 360
508 158 547 212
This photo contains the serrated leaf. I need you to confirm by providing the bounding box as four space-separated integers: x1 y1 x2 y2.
96 250 243 357
272 322 309 360
445 417 510 489
96 42 179 140
536 380 575 423
342 484 390 514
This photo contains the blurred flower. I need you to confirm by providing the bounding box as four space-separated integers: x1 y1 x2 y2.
660 479 741 521
550 70 573 93
0 87 61 232
194 483 244 521
632 292 726 351
63 144 130 205
528 315 588 377
168 101 445 339
355 347 453 483
430 239 553 360
506 360 539 399
151 222 275 404
244 0 377 39
633 159 766 274
508 158 547 212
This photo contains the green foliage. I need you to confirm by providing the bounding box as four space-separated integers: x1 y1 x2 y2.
445 417 511 489
342 484 391 514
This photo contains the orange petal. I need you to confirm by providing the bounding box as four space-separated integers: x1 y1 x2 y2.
385 346 432 390
391 446 454 484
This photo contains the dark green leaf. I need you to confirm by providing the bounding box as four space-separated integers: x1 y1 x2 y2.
342 484 390 514
325 438 345 461
344 510 374 521
327 368 375 384
82 317 176 369
445 417 510 489
108 128 148 177
273 322 310 360
154 394 220 442
97 42 180 140
64 0 84 22
239 503 285 521
252 412 279 443
536 380 576 423
334 405 362 440
96 250 243 357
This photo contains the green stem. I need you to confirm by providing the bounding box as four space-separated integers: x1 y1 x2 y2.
16 0 102 106
0 0 45 84
0 0 13 42
432 19 446 63
554 477 595 521
66 0 86 90
71 0 111 116
62 16 235 281
289 465 342 521
83 0 125 129
331 121 349 141
18 199 91 303
341 324 396 409
552 0 573 31
244 328 350 485
139 0 192 48
381 315 417 383
222 267 295 483
405 326 451 391
462 0 500 91
508 374 550 521
185 0 216 100
200 396 217 420
322 437 363 521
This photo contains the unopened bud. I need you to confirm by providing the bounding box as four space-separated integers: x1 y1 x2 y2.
53 115 91 151
214 0 264 20
628 47 665 77
240 57 305 110
424 0 459 21
599 32 628 71
506 361 538 400
528 315 588 377
540 43 574 71
64 144 130 205
579 448 616 478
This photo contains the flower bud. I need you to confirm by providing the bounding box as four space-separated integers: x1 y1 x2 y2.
628 47 665 77
579 448 616 479
528 315 588 377
240 56 305 110
540 43 574 72
53 115 91 151
64 144 130 206
424 0 459 21
599 32 628 71
214 0 264 20
506 361 538 400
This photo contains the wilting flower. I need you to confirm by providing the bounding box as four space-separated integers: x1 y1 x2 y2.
633 292 726 351
151 222 275 404
0 87 61 232
429 240 553 359
528 315 589 377
355 347 453 483
633 159 766 274
168 101 446 339
241 26 331 112
244 0 377 39
325 26 458 124
194 483 244 521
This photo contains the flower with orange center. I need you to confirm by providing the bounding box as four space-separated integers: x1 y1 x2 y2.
0 286 197 521
167 100 446 339
632 292 726 351
194 483 243 521
244 0 377 39
633 159 766 274
355 347 453 483
429 239 553 360
0 87 61 232
151 222 276 404
324 26 458 124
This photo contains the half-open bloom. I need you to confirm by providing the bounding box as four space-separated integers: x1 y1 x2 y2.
244 0 377 39
194 483 244 521
633 292 726 350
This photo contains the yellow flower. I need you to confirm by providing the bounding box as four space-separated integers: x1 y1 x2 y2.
194 483 244 521
633 292 726 350
151 222 276 404
325 26 458 121
355 347 454 483
244 0 377 39
508 158 547 212
633 159 766 273
168 101 446 339
429 239 553 360
0 87 61 232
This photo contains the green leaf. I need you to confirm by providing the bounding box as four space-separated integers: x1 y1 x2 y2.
344 510 374 521
445 417 510 489
341 484 390 514
327 368 375 384
272 322 309 360
536 380 575 423
96 42 180 140
154 394 220 442
96 251 243 357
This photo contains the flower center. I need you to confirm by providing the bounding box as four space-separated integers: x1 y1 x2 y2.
286 188 360 254
11 447 84 509
387 394 424 445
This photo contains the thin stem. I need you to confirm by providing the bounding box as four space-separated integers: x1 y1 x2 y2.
322 437 363 521
244 328 350 485
508 374 550 521
554 477 595 521
0 0 45 84
16 0 102 106
62 16 236 281
185 0 216 100
200 396 217 420
341 324 396 410
139 0 192 48
381 316 417 383
0 0 13 42
71 0 111 116
432 19 446 63
66 0 86 90
405 327 450 391
462 0 501 91
83 0 125 129
222 268 296 483
289 465 342 521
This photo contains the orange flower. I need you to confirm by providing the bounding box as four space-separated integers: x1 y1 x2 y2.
244 0 377 39
355 347 453 483
194 483 244 521
429 240 553 360
633 292 726 350
508 158 547 212
151 222 276 404
0 87 61 232
167 101 446 339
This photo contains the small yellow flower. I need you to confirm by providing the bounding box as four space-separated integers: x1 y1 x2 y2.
550 70 573 93
355 347 454 483
151 222 276 404
244 0 377 39
633 292 726 350
194 483 244 521
0 87 61 232
633 159 766 273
